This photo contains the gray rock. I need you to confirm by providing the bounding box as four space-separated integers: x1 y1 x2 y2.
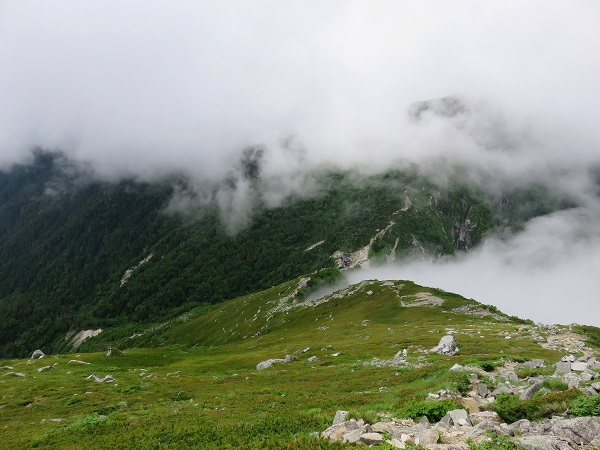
554 362 571 375
570 361 588 372
517 435 572 450
4 372 25 377
492 385 513 396
31 349 45 360
503 371 519 382
256 358 285 370
37 364 57 372
520 382 541 400
552 416 600 445
359 432 384 446
469 411 502 425
307 355 318 363
416 428 439 445
439 413 452 427
523 359 545 368
431 335 458 355
284 354 296 362
449 364 464 371
561 355 576 363
448 409 471 426
371 421 393 433
563 372 581 388
341 429 362 443
86 373 115 383
581 387 597 396
467 421 504 438
322 420 359 441
418 415 430 427
591 381 600 392
332 410 349 425
476 383 489 398
580 370 594 381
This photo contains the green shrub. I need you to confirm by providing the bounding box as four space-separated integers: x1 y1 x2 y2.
540 378 568 392
449 371 471 395
570 394 600 416
467 432 522 450
515 366 553 379
397 399 464 422
492 390 582 423
573 325 600 350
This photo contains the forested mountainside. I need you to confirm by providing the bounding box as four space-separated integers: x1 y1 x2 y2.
0 150 574 357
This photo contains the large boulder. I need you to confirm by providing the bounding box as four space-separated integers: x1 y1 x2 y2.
31 349 45 360
520 382 541 400
431 335 458 355
551 417 600 446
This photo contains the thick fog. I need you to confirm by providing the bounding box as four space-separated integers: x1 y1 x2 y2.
1 1 600 325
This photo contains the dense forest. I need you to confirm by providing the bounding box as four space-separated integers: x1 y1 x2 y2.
0 150 574 357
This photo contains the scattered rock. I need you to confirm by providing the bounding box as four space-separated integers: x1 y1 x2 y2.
308 356 318 363
86 374 115 383
256 358 286 370
37 363 57 372
69 360 91 365
284 355 296 362
4 372 25 377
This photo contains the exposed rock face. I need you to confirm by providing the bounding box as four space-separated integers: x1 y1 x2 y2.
31 349 45 359
68 329 103 349
431 335 458 355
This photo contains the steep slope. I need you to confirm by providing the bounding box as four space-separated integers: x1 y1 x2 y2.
0 151 575 357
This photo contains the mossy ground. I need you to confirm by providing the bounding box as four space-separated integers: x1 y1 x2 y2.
0 279 561 449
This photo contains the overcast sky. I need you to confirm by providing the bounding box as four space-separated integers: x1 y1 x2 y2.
1 1 600 325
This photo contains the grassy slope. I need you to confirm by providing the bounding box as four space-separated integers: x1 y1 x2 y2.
0 279 563 449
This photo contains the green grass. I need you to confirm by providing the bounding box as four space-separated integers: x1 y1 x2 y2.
0 278 565 448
